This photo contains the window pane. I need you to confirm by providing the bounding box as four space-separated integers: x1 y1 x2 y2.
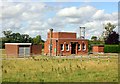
82 43 86 51
66 44 69 51
61 44 64 51
78 44 81 50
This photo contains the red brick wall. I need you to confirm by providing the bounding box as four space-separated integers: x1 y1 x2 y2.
59 32 76 38
98 46 104 52
31 45 42 55
92 46 104 53
44 40 49 55
44 38 88 56
47 32 76 39
5 45 18 56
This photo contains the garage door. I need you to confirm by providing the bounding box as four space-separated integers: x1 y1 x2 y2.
19 47 30 57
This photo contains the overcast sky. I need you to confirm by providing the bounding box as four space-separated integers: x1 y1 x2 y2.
0 0 118 40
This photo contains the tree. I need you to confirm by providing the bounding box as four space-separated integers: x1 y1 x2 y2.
91 36 97 41
104 23 116 34
1 30 44 49
2 31 32 43
33 35 41 44
105 31 119 44
102 23 116 41
2 31 12 38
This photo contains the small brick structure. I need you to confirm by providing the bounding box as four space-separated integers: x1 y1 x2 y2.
5 43 42 57
92 45 104 53
31 44 42 55
44 30 88 56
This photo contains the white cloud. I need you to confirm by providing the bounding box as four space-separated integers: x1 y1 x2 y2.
56 5 118 39
1 2 49 39
1 2 118 40
57 6 96 18
92 10 105 20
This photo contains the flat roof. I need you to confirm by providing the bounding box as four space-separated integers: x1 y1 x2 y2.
47 38 88 40
48 32 76 34
5 43 32 45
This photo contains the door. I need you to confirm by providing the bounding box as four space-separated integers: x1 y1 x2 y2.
71 43 76 54
19 47 24 57
19 46 30 57
24 47 30 57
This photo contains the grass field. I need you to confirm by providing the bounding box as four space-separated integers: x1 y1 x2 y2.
1 49 118 82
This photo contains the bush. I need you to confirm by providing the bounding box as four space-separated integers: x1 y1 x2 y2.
104 45 120 53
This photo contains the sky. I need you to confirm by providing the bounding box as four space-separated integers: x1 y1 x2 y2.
0 0 119 41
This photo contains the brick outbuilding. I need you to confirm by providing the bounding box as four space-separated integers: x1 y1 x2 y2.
44 30 88 56
92 45 104 53
5 43 42 57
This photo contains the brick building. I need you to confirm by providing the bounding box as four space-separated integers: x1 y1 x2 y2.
92 45 104 53
5 43 42 57
44 29 88 56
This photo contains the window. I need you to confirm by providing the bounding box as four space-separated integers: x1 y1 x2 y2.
60 44 64 51
66 44 69 51
78 44 81 50
82 43 86 51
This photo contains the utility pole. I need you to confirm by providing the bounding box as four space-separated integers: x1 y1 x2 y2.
50 28 53 56
56 40 58 56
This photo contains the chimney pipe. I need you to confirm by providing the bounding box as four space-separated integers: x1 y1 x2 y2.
79 27 85 39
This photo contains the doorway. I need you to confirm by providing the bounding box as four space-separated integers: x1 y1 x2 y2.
19 45 30 57
71 42 76 54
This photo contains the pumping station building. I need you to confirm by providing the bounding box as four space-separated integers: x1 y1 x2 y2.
44 28 88 56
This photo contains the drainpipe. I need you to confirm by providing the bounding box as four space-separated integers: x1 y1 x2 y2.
50 28 53 56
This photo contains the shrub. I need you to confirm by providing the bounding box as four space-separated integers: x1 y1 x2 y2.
104 45 120 53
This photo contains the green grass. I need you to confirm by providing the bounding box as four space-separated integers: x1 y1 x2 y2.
2 56 118 82
1 49 118 82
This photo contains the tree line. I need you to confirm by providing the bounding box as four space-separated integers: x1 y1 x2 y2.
90 22 119 44
0 31 44 49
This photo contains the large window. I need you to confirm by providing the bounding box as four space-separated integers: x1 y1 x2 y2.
60 44 64 51
78 44 81 50
82 43 86 51
66 44 69 51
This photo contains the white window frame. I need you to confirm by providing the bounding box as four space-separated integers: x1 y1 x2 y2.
48 44 52 51
78 44 81 51
61 44 64 51
66 44 69 51
48 45 50 50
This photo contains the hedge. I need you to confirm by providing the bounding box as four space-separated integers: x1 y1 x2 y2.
104 45 120 53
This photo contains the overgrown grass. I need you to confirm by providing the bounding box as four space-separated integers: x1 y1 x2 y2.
2 56 118 82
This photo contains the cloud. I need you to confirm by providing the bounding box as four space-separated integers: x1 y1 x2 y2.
57 6 96 18
1 2 118 40
55 5 118 39
1 2 49 38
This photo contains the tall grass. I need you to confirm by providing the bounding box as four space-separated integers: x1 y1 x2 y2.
2 56 118 82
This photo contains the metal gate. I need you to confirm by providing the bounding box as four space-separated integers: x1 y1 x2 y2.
19 47 30 57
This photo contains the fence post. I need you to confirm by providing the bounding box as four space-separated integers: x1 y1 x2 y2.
98 54 100 63
88 55 91 61
81 55 82 61
107 56 110 62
